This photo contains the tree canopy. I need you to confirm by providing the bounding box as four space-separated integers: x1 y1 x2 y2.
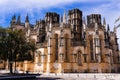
0 28 36 73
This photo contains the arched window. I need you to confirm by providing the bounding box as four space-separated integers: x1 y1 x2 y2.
99 35 103 62
65 34 69 62
78 51 82 65
60 35 64 47
54 34 58 61
37 51 41 65
99 38 102 61
94 37 100 62
89 37 94 61
35 51 41 66
110 52 113 64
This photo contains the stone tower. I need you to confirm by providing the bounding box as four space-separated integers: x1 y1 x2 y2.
45 12 59 25
87 14 101 26
68 8 83 46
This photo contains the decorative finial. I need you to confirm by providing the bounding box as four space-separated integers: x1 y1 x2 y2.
63 10 67 23
107 24 110 31
103 17 106 26
17 15 21 24
25 14 29 22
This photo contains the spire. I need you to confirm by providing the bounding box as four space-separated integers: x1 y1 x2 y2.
60 14 62 23
17 15 21 24
83 17 86 25
36 20 39 25
39 19 41 26
114 25 117 33
11 15 16 25
61 15 63 23
63 10 67 23
12 15 16 21
83 17 86 31
12 15 16 20
49 19 52 31
103 17 106 26
107 24 110 31
25 14 29 22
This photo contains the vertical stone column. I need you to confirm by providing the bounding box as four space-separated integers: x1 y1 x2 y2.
92 36 96 61
47 37 52 73
34 52 38 72
48 37 51 62
41 50 44 73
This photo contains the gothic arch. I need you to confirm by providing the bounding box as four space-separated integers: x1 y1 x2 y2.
64 34 69 62
88 35 94 61
99 35 103 61
99 35 103 46
54 34 59 39
54 34 59 61
77 50 82 65
64 33 70 38
36 51 41 63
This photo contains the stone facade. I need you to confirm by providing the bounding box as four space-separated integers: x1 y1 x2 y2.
10 8 120 73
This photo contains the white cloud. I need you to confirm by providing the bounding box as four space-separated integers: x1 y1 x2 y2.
0 0 110 12
0 0 79 10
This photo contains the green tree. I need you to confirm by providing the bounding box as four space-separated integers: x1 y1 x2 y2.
0 28 6 61
0 28 36 74
0 27 9 70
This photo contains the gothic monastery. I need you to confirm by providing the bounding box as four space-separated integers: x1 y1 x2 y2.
10 8 120 73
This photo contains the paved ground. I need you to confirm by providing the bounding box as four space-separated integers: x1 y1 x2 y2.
38 73 120 80
0 73 40 80
0 72 120 80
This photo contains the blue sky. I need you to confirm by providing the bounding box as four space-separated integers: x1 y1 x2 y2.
0 0 120 45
